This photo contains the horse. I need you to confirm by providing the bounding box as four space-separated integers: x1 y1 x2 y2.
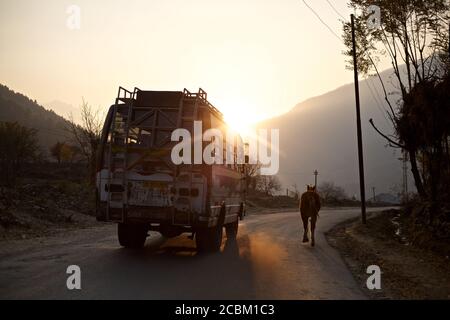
299 185 321 247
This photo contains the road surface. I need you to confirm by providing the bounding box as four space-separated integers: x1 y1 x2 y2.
0 208 384 299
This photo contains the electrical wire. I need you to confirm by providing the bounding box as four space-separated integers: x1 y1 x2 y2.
325 0 346 20
302 0 342 41
302 0 391 124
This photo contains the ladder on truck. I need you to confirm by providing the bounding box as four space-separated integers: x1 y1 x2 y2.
106 87 139 222
171 89 201 226
172 88 222 226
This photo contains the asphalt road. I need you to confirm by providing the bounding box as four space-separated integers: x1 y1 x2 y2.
0 208 385 300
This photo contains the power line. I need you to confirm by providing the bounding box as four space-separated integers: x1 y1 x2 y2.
325 0 346 20
329 7 391 124
302 1 376 67
302 2 372 222
366 76 384 107
364 78 391 125
302 0 390 124
302 0 342 41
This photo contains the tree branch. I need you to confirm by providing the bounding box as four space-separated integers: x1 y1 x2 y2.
369 118 405 149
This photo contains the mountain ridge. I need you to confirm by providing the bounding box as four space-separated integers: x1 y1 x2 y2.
258 67 409 197
0 84 72 155
1 74 410 197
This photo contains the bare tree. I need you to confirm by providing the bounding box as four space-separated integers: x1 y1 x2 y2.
66 99 103 184
256 175 282 196
291 183 300 201
244 162 262 192
318 181 348 204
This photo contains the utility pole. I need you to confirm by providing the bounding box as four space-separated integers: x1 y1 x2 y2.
372 187 376 203
403 151 408 202
351 14 367 224
397 151 408 203
313 170 318 188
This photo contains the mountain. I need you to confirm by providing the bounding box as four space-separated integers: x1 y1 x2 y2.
260 68 412 198
44 100 81 124
0 84 72 155
1 72 412 197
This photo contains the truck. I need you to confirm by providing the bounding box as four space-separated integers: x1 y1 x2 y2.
96 87 246 252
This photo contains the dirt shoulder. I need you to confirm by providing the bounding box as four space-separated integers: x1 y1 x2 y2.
0 179 98 241
326 210 450 299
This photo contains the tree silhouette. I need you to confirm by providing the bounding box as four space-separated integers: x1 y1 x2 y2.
67 99 103 184
318 181 348 204
343 0 449 204
0 122 39 186
256 175 282 196
50 141 78 164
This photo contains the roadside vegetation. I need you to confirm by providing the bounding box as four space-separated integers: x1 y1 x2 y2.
342 0 450 254
0 99 103 240
327 209 450 299
246 177 394 211
326 0 450 299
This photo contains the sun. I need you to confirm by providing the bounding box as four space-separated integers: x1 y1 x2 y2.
224 112 256 139
216 97 260 139
218 99 266 139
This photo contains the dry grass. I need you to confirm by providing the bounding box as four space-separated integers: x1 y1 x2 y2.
326 210 450 300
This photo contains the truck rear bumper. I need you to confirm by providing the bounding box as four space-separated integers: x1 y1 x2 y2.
96 203 221 228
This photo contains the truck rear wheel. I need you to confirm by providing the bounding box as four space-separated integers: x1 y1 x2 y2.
118 223 148 248
225 219 239 239
195 226 223 253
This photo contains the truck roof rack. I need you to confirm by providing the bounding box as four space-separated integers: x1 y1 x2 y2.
116 86 223 119
106 86 228 222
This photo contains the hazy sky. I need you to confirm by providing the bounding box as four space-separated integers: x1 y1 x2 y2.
0 0 389 130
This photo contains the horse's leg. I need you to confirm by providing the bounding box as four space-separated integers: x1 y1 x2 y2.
310 214 317 247
301 213 309 243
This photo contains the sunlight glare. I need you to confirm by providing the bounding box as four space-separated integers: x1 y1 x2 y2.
220 99 267 139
